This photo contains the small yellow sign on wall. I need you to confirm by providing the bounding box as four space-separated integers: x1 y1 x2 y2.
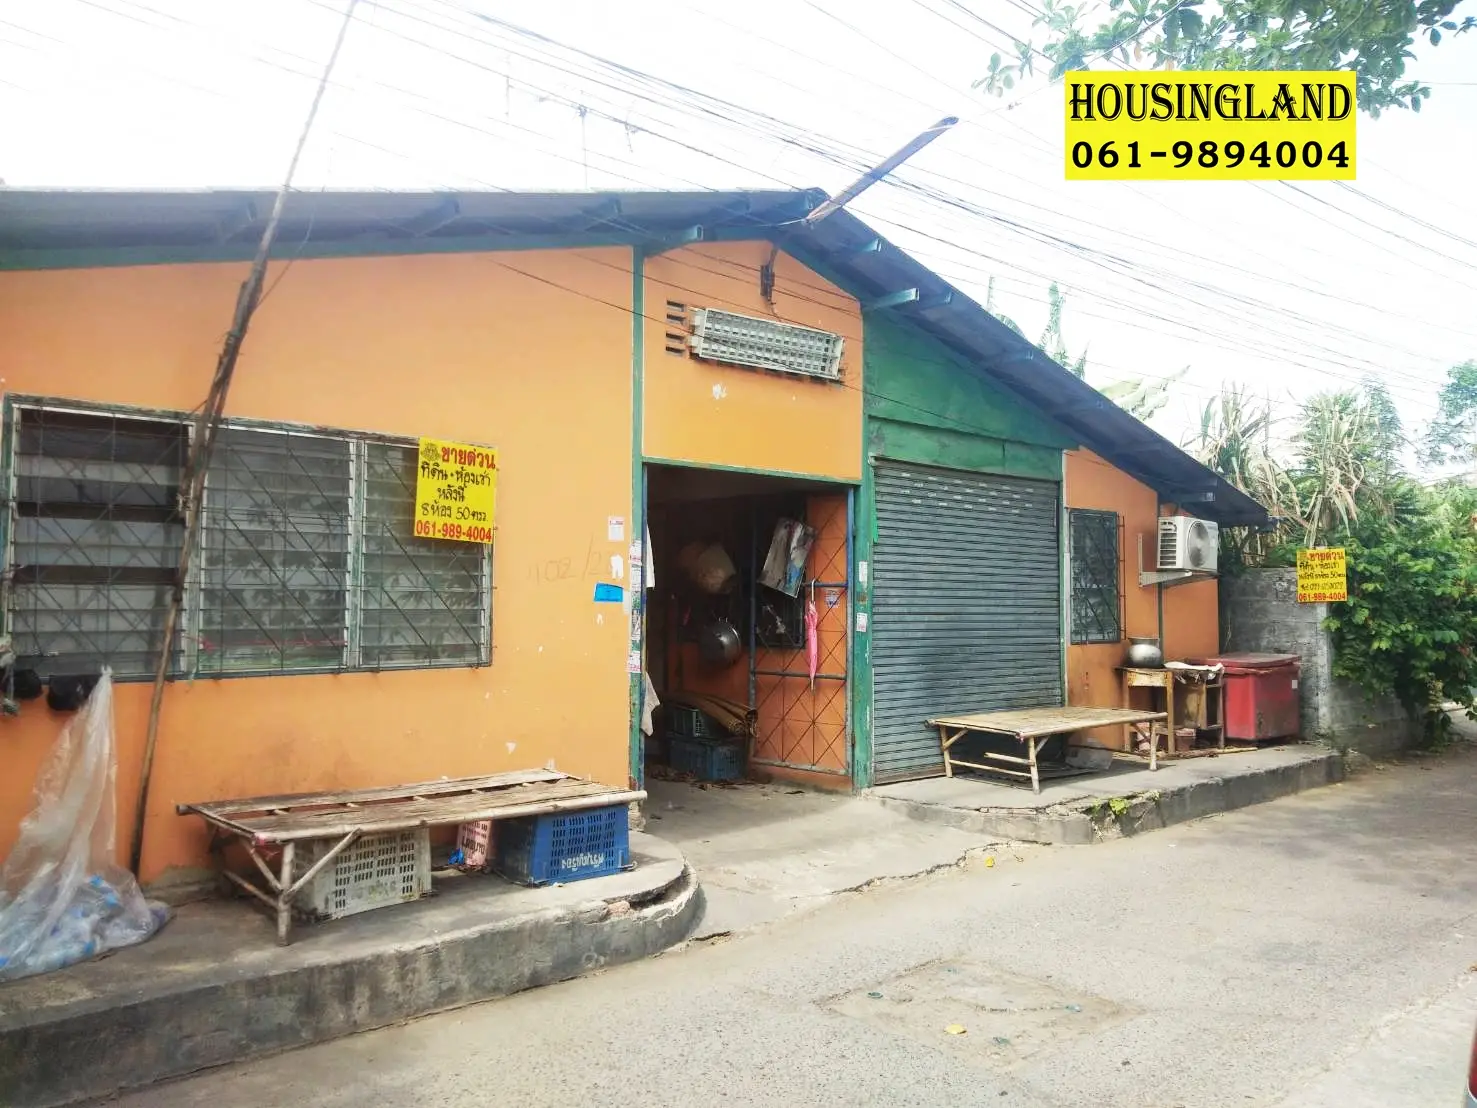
413 438 497 544
1296 547 1347 603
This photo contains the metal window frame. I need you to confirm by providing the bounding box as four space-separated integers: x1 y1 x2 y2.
1 395 495 681
354 438 493 672
5 398 191 680
194 420 357 679
1067 507 1123 646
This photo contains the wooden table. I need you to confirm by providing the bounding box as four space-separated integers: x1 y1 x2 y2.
928 706 1169 793
1120 666 1226 768
178 770 646 945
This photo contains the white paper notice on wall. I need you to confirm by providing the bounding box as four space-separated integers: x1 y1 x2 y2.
610 555 625 580
857 561 869 586
608 516 626 542
626 650 642 674
856 611 869 633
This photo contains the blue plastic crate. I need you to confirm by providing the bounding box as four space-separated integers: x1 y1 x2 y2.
493 805 631 886
667 735 746 782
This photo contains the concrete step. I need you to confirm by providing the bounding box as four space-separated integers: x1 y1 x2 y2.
868 744 1346 844
0 833 698 1108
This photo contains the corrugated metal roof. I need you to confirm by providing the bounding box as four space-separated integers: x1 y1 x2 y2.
0 186 1268 525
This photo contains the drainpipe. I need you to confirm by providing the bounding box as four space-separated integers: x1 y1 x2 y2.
1156 498 1165 652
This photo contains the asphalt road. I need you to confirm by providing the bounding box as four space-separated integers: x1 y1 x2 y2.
120 744 1477 1108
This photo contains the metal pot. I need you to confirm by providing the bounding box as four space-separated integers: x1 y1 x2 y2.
698 618 743 668
1127 637 1164 668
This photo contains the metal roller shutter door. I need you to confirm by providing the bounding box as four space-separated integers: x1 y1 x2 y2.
871 462 1063 783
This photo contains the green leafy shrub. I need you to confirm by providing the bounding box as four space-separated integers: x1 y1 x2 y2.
1323 503 1477 734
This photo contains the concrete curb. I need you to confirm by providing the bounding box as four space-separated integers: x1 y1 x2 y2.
871 749 1346 845
0 861 700 1108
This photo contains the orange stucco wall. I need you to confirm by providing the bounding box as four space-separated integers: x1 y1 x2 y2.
1064 449 1219 736
643 243 862 481
0 248 636 882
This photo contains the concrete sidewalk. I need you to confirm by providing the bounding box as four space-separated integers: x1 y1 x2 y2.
644 743 1346 939
644 778 1002 939
870 742 1345 843
0 832 697 1108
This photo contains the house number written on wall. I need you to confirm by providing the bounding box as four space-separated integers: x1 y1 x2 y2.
414 438 498 543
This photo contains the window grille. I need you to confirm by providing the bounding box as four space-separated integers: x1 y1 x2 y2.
9 408 187 679
5 402 493 680
1069 508 1122 645
689 308 844 380
196 426 353 675
359 441 490 668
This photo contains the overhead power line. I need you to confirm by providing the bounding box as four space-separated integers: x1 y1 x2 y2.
130 0 363 878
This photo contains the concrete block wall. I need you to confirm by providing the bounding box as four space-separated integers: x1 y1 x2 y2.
1219 568 1416 757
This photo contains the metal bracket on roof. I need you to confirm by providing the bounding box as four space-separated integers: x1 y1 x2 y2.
846 238 884 257
578 197 622 231
1162 491 1216 504
862 288 920 311
916 291 954 311
646 225 705 255
1136 533 1214 589
401 196 461 237
214 204 257 243
693 197 752 225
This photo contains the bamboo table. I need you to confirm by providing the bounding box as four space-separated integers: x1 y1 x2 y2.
928 706 1169 793
178 770 645 945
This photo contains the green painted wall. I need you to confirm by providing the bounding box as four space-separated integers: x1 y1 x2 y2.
850 314 1078 788
864 314 1076 463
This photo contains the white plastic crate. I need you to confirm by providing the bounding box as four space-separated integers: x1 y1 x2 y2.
294 829 431 921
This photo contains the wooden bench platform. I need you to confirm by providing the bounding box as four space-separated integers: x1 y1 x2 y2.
178 770 646 944
928 706 1168 793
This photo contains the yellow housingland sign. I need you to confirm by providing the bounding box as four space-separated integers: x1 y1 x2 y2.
1064 71 1357 182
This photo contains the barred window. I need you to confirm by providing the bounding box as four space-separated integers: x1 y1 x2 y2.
10 409 187 678
1069 508 1121 645
359 440 490 668
6 402 492 680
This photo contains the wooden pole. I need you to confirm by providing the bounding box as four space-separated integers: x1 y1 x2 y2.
128 0 362 878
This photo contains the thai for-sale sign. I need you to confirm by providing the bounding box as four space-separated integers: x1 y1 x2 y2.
1296 547 1347 603
413 438 497 544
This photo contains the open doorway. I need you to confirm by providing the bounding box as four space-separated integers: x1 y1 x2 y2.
642 463 853 801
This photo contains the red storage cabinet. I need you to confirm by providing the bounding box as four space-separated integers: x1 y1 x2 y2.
1191 653 1301 741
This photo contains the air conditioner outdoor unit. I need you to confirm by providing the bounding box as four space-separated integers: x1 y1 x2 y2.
1157 516 1219 574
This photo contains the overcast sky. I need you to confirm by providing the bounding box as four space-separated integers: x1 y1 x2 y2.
4 0 1475 457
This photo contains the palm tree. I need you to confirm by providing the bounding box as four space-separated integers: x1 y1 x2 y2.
1292 387 1405 545
1188 384 1302 565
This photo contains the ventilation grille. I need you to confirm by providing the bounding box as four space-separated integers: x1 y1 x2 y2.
1157 521 1180 569
663 300 689 356
689 308 844 381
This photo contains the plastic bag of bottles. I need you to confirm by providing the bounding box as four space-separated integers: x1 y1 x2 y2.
0 672 169 981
